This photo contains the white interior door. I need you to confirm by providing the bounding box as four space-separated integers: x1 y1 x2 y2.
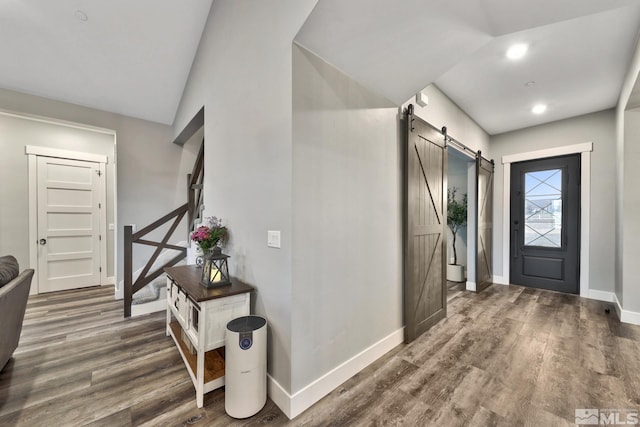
37 156 102 293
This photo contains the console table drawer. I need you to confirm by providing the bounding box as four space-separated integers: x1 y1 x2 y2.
198 293 249 350
168 283 189 328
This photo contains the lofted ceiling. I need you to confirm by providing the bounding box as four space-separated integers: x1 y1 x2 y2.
295 0 640 135
0 0 212 125
2 1 639 132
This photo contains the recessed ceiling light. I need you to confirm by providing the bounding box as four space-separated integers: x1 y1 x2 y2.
532 104 547 114
75 10 88 22
506 44 528 60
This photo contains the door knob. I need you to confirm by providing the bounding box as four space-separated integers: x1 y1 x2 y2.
39 238 47 245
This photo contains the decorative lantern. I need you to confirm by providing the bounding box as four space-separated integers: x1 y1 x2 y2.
201 249 231 288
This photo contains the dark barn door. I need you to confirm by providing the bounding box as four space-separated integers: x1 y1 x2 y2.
476 155 494 292
404 108 447 343
510 155 580 293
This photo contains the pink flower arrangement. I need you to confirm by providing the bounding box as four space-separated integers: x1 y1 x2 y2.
190 217 227 253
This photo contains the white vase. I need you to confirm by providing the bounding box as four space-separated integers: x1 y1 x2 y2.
447 264 465 282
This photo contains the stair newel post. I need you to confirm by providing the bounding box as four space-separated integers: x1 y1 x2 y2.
124 225 133 318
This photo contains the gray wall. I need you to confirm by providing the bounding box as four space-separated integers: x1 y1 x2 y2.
490 109 617 293
292 44 400 392
0 87 194 285
0 113 115 277
623 110 640 311
403 84 490 155
172 0 319 393
617 31 640 311
616 107 625 305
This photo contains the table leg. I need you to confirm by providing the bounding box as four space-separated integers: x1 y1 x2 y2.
196 347 204 408
166 279 172 336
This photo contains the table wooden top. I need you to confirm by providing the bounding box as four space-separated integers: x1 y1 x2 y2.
165 265 254 303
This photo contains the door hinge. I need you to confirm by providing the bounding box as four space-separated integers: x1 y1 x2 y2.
96 170 102 177
99 203 101 209
99 267 102 272
99 235 102 241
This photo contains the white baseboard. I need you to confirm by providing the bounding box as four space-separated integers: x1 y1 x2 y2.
466 281 476 291
106 276 116 286
585 289 615 303
267 375 292 418
492 275 508 285
269 327 404 420
131 298 166 317
614 294 623 319
614 293 640 326
620 309 640 326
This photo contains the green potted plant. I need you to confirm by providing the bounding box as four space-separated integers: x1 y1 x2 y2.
447 188 467 282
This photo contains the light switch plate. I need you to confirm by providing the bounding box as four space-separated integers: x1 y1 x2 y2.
267 230 281 248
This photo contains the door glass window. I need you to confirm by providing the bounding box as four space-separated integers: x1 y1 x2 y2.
524 169 562 247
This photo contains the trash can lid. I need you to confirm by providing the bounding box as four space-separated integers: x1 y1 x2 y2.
227 315 266 332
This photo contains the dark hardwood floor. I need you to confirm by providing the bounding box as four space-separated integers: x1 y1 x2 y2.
1 283 639 426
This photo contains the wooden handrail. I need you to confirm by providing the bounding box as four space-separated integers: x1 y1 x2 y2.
135 240 187 251
133 204 188 241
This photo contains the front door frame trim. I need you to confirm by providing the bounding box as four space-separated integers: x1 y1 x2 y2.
501 142 592 297
27 145 108 295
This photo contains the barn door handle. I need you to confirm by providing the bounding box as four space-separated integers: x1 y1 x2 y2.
39 238 47 245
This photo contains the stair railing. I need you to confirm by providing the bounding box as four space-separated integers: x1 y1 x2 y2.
123 138 204 317
187 139 205 236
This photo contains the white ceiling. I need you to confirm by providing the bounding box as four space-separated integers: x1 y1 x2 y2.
2 1 638 132
0 0 212 125
295 0 640 134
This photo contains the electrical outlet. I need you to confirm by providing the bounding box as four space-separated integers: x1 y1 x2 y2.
267 230 281 248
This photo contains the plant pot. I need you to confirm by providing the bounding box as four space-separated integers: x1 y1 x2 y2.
447 264 465 282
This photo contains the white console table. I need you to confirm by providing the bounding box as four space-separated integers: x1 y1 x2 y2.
165 265 253 408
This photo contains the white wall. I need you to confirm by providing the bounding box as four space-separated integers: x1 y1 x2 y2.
292 44 400 392
0 87 194 284
172 0 319 394
490 109 617 293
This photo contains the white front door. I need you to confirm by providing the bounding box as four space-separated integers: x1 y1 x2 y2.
37 156 103 293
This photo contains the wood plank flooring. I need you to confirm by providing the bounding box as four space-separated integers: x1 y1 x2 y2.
1 284 638 426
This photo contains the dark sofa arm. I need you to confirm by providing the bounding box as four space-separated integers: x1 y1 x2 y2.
0 269 34 372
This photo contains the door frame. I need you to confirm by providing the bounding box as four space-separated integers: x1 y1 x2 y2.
446 146 478 291
500 142 593 298
27 145 109 295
